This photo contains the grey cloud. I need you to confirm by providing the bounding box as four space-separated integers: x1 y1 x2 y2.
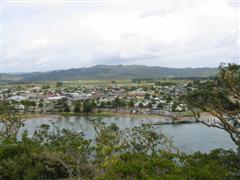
4 1 239 72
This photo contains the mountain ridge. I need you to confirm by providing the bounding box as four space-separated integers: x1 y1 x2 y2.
1 65 218 82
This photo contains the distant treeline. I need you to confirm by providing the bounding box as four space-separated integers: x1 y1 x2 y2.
131 76 215 83
169 76 215 80
5 76 215 85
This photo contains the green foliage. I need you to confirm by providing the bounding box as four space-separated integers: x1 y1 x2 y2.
21 100 36 107
184 63 240 148
171 102 178 112
144 93 151 99
128 100 134 108
99 152 181 179
42 84 50 89
165 95 172 103
155 81 177 86
180 149 240 179
63 103 70 112
0 101 23 138
38 102 43 108
113 97 126 109
56 81 63 87
193 79 201 86
0 101 14 114
73 101 81 113
100 149 240 180
138 102 144 109
157 102 164 109
83 100 96 114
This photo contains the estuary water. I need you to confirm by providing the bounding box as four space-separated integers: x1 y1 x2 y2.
18 116 237 153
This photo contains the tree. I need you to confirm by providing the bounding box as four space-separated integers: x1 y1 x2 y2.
171 102 178 112
42 84 50 89
184 63 240 149
144 93 150 100
113 97 125 109
165 95 172 103
83 100 95 114
128 100 134 108
138 103 144 109
21 100 36 112
99 102 105 108
0 101 23 138
74 101 81 113
193 79 201 86
63 103 70 112
56 81 63 87
0 112 239 179
157 102 164 109
147 103 152 109
38 102 43 108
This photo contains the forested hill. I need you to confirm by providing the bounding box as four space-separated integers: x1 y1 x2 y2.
0 74 23 83
3 65 218 82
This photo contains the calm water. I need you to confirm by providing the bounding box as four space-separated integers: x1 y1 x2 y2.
18 116 237 153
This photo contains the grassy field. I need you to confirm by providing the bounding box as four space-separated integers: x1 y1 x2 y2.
1 78 193 89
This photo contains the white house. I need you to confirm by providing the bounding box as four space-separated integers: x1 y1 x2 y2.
9 96 25 102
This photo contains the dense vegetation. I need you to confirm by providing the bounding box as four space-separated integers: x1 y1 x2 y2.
0 114 239 180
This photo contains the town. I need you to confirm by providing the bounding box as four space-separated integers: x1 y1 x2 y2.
0 80 198 118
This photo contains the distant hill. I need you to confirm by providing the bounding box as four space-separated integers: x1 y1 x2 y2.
0 74 23 83
2 65 218 82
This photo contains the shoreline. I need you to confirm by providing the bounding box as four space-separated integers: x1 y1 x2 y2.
18 111 214 125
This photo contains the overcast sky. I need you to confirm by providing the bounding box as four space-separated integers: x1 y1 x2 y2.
2 0 240 72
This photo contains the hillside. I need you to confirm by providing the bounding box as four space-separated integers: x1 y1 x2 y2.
0 74 23 83
4 65 218 82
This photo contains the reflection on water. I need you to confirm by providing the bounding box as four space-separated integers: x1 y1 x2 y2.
18 116 237 153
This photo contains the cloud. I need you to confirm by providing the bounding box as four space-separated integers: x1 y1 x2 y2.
3 0 239 72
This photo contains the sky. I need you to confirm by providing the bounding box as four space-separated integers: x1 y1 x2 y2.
1 0 240 72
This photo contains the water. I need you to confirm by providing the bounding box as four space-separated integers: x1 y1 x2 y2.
18 115 237 154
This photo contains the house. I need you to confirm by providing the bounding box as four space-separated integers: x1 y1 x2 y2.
14 104 25 112
30 87 41 93
27 94 40 102
46 96 66 102
9 95 25 102
128 90 146 99
149 108 161 114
